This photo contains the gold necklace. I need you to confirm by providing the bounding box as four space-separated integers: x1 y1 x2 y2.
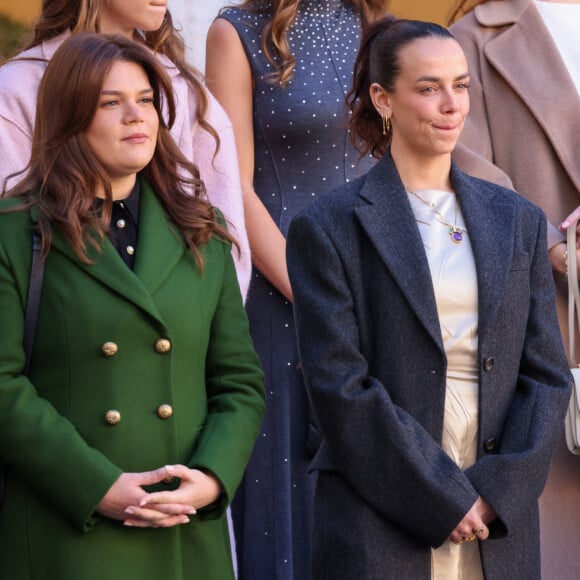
407 189 466 245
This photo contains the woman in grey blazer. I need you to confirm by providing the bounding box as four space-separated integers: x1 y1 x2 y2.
287 17 571 580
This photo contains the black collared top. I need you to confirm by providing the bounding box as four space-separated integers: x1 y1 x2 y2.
95 180 140 269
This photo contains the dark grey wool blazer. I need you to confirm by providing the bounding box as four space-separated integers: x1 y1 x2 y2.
287 152 572 580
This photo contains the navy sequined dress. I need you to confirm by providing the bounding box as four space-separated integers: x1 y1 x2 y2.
219 2 375 578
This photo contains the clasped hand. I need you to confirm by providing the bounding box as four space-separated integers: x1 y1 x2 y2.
97 464 222 528
448 496 495 545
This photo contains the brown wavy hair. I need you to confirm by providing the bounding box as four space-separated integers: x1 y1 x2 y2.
5 33 236 270
447 0 497 25
23 0 219 155
347 17 454 159
236 0 391 86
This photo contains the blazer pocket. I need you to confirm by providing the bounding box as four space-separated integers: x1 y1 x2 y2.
509 253 530 272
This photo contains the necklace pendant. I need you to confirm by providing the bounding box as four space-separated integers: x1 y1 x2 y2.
449 226 463 244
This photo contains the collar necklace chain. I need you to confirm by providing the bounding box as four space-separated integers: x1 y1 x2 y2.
407 189 466 245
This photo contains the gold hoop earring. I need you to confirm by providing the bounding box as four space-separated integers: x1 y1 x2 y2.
382 115 391 136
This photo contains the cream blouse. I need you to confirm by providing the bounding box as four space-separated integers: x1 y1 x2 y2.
407 189 483 580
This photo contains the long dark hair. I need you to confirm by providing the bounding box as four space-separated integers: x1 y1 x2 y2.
18 0 219 155
233 0 391 86
6 33 236 270
347 17 454 158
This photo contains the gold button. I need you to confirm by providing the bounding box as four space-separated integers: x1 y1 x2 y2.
101 341 118 357
105 410 121 425
155 338 171 353
157 404 173 419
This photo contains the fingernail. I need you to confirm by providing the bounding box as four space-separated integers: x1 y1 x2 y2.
125 507 134 515
165 465 175 472
182 517 190 524
562 220 569 228
187 508 197 515
124 522 133 527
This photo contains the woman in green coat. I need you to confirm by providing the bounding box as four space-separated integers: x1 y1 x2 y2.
0 32 265 580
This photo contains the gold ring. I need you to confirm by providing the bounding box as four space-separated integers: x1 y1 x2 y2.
474 527 485 537
464 533 477 543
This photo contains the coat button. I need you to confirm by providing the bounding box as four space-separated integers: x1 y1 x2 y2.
157 404 173 419
105 410 121 425
155 338 172 353
483 438 497 452
483 357 495 372
102 342 118 357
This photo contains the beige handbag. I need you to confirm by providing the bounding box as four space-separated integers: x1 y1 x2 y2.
565 221 580 454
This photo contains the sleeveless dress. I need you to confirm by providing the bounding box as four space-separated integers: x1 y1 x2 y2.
219 2 375 578
407 189 484 580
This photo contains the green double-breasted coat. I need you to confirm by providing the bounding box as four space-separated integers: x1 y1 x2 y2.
0 181 265 579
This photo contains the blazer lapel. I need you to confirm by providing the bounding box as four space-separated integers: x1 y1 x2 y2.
354 156 518 353
480 2 580 191
355 155 445 352
47 180 185 327
451 165 516 346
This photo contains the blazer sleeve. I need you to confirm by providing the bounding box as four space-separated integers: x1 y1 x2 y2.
187 236 265 518
0 231 122 532
287 211 480 548
464 211 572 537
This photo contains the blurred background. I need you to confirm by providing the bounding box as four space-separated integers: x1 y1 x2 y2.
0 0 458 70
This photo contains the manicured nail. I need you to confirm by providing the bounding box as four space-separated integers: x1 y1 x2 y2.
125 507 135 515
124 521 133 527
562 220 569 229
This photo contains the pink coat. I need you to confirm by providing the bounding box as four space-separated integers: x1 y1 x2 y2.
0 31 251 300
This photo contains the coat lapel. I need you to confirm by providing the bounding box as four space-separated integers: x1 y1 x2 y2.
451 164 516 346
355 156 444 352
48 179 186 327
354 155 518 354
133 180 187 295
479 1 580 191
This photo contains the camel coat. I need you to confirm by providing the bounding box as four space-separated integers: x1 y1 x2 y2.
287 152 571 579
0 180 265 579
451 3 580 577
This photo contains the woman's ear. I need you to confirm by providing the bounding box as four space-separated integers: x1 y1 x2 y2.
369 82 391 120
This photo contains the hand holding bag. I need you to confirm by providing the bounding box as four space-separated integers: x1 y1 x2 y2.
565 221 580 454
